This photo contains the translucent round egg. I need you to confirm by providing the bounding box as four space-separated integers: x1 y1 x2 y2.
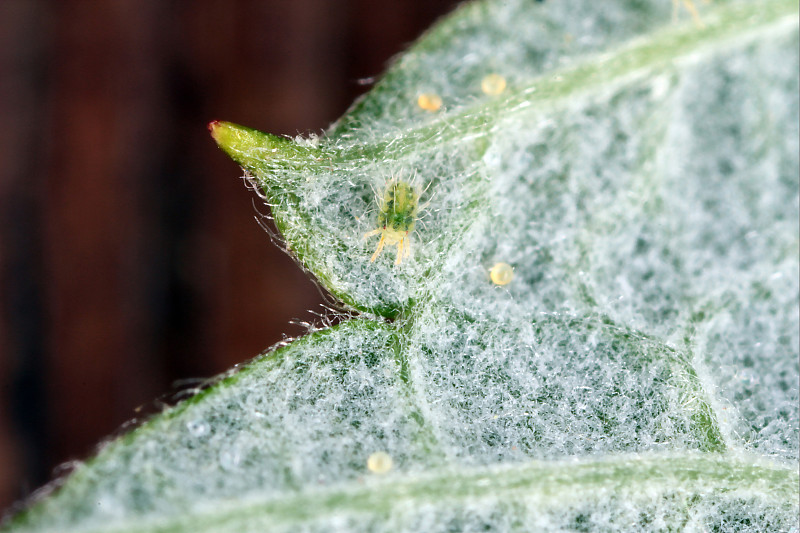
367 451 394 474
489 262 514 286
417 93 443 112
481 73 507 95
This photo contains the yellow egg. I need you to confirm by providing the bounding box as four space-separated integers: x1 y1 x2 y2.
489 262 514 286
366 451 393 474
417 93 443 112
481 73 507 95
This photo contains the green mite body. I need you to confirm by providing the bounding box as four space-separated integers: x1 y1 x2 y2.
364 179 420 265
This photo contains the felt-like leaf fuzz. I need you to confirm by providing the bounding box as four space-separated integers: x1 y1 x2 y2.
5 1 798 532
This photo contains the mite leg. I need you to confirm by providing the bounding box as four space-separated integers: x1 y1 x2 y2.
682 0 704 27
371 234 387 262
395 238 404 265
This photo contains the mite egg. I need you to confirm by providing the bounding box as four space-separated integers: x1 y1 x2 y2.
367 451 393 474
417 93 443 112
489 262 514 285
481 73 507 95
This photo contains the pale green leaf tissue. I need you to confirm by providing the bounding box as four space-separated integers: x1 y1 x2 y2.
3 0 798 531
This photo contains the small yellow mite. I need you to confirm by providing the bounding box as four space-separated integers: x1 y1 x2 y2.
364 178 421 265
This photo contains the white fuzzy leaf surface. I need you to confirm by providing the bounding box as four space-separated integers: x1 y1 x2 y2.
4 0 798 531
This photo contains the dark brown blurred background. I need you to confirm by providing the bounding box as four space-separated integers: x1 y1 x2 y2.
0 0 458 515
